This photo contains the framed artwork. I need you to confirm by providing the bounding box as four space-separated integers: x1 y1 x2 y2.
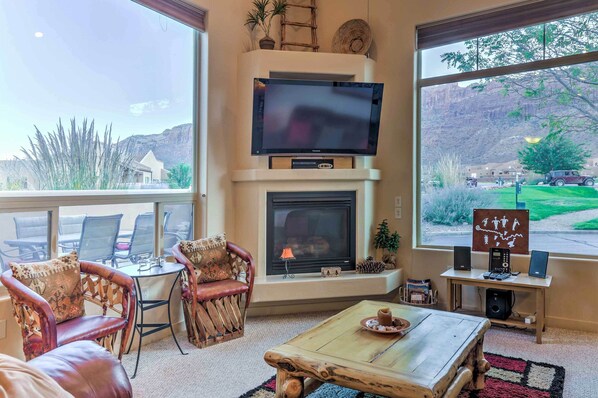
472 209 529 254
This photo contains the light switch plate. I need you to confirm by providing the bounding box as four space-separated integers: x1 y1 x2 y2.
394 196 402 207
394 207 402 219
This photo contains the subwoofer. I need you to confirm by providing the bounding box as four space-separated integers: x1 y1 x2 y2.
486 289 512 320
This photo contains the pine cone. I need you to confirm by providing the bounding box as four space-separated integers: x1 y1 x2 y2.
356 258 386 274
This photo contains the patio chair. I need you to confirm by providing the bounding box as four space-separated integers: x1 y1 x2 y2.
14 215 48 239
59 214 86 235
59 215 86 250
13 215 49 260
164 213 192 256
113 213 154 264
77 215 123 265
0 257 135 361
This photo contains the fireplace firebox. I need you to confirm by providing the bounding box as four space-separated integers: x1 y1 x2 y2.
266 191 356 275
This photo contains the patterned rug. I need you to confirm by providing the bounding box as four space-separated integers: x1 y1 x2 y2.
240 353 565 398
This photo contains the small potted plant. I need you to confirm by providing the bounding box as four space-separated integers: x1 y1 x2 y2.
373 219 401 269
245 0 288 50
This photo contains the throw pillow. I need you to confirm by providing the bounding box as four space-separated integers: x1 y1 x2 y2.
179 233 232 283
9 252 85 324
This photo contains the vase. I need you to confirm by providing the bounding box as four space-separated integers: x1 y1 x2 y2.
259 36 276 50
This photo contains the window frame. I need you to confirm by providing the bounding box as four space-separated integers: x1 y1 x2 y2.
0 10 204 257
415 13 598 259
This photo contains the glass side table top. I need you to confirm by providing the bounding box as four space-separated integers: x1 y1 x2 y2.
117 261 185 278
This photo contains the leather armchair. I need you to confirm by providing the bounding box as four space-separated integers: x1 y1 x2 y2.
173 241 255 348
1 261 136 361
29 340 132 397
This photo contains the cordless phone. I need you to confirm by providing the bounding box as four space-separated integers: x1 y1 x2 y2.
489 248 510 273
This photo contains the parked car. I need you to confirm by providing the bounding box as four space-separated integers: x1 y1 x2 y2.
545 170 595 186
465 177 478 188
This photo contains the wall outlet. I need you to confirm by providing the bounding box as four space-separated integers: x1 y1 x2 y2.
394 207 402 219
0 320 6 340
394 196 402 207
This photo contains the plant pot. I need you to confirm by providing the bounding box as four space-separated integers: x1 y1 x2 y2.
259 36 276 50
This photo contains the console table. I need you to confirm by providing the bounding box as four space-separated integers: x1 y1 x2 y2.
440 269 552 344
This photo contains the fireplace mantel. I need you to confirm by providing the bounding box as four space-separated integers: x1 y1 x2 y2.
232 168 381 182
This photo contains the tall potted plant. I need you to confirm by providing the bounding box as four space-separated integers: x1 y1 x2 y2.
373 219 401 269
245 0 288 50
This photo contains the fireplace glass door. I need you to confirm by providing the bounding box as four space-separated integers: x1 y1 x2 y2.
267 191 356 275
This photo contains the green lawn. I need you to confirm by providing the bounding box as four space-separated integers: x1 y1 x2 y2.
493 186 598 221
573 218 598 230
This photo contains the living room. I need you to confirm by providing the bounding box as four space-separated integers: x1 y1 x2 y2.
0 0 596 397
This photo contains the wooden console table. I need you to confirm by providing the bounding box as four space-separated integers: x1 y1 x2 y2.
440 269 552 344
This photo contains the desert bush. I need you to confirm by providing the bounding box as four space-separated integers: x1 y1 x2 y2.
20 118 133 190
432 153 463 188
423 186 496 225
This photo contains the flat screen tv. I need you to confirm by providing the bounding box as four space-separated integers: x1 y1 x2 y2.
251 78 383 155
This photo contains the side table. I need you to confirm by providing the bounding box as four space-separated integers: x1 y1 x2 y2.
119 261 188 378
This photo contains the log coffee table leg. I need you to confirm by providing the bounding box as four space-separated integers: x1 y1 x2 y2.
472 337 490 390
275 370 304 398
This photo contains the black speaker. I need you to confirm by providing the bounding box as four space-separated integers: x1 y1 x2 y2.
486 289 512 320
529 250 549 278
453 246 471 271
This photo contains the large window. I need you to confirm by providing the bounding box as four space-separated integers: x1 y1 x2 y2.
0 0 195 191
417 8 598 256
0 0 202 267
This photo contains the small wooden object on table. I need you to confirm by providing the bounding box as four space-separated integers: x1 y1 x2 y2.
441 268 552 344
264 300 491 398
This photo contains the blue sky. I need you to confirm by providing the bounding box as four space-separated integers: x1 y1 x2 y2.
0 0 194 159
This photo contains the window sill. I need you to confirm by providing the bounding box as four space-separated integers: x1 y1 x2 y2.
414 245 598 262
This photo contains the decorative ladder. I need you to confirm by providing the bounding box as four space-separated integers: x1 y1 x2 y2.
281 0 319 52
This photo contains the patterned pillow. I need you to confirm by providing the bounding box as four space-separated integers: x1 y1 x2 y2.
179 233 232 283
9 251 85 324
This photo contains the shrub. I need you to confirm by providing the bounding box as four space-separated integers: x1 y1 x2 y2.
423 186 496 225
432 154 463 188
20 118 133 190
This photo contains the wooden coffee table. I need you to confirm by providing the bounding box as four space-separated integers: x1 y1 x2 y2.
264 300 491 398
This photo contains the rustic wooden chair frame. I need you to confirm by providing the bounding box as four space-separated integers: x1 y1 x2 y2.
173 241 255 348
1 261 136 361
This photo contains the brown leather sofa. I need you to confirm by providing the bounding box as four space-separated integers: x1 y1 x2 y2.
26 341 132 397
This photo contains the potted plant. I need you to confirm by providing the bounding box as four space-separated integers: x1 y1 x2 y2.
373 219 401 269
245 0 288 50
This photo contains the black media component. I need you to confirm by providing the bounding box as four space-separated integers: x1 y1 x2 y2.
453 246 471 271
291 158 334 169
529 250 549 278
486 288 513 320
251 78 384 155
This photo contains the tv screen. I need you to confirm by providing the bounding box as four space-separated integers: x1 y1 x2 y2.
251 78 383 155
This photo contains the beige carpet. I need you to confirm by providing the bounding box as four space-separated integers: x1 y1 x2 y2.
123 313 598 398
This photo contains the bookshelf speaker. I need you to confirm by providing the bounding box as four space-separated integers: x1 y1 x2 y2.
453 246 471 271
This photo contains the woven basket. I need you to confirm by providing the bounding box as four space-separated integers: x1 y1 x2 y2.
398 286 439 308
332 19 372 55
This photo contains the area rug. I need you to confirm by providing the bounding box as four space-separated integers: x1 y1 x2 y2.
240 353 565 398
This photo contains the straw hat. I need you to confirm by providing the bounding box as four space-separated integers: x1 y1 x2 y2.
332 19 372 55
